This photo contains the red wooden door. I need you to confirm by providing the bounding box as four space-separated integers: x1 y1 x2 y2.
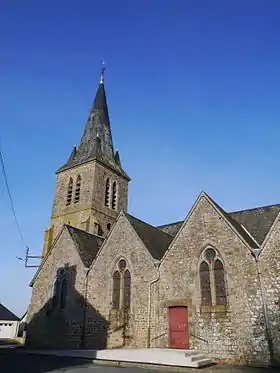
168 306 189 349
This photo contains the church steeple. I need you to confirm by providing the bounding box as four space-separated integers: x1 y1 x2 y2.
58 65 129 179
43 64 130 257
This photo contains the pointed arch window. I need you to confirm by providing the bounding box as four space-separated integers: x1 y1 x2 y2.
200 261 212 306
112 259 131 310
111 181 117 210
66 178 73 205
123 270 131 309
105 178 110 207
50 267 67 313
199 248 227 308
214 259 226 305
112 271 121 309
60 275 67 310
74 175 81 203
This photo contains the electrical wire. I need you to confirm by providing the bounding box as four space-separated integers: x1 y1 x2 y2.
0 147 29 250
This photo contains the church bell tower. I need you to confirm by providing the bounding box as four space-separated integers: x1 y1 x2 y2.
42 65 130 257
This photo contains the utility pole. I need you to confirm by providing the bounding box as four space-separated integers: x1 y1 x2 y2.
16 246 42 268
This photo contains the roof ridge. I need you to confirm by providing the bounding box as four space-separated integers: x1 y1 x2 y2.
204 192 259 248
157 220 183 228
124 213 174 238
230 203 280 214
65 224 104 239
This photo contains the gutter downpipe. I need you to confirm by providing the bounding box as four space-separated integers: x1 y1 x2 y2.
147 262 160 348
252 248 274 365
80 267 90 349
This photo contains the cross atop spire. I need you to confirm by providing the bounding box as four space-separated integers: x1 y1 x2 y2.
100 61 105 84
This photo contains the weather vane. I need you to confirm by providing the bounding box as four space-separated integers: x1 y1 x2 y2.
100 61 105 84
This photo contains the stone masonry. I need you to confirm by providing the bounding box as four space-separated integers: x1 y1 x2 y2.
27 227 87 349
85 213 158 349
157 194 269 365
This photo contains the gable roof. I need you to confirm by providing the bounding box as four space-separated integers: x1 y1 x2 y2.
230 204 280 245
157 221 183 237
30 224 104 286
0 303 19 321
66 225 104 267
125 213 174 260
206 194 259 248
158 201 280 247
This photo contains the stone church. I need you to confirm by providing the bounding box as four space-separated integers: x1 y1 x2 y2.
26 68 280 366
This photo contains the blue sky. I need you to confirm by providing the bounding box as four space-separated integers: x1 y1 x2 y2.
1 0 280 316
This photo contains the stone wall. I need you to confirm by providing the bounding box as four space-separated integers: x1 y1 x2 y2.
85 213 157 349
26 228 86 349
157 195 269 365
260 216 280 363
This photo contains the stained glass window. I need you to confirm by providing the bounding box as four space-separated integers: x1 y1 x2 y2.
112 271 121 308
214 259 226 305
123 270 131 309
200 261 212 306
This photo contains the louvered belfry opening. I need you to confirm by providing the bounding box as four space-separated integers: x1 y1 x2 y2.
105 178 110 207
112 181 117 210
74 175 81 203
66 178 73 205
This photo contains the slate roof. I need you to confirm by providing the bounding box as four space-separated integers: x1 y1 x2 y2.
57 78 129 180
66 225 104 267
207 194 258 248
0 303 19 321
157 201 280 246
125 213 174 260
157 221 183 237
230 204 280 245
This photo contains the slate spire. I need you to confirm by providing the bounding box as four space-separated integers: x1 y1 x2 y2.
59 64 129 179
74 63 114 165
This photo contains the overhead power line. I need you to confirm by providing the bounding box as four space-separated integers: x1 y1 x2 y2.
0 147 29 250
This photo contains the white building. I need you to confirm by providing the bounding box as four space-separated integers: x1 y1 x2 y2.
0 303 19 339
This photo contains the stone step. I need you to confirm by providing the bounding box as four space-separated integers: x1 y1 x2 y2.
190 353 207 362
192 358 212 368
184 350 202 356
20 348 212 368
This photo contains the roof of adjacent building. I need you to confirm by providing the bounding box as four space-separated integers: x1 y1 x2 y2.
158 202 280 246
66 225 104 267
125 213 174 260
0 303 19 321
57 74 129 180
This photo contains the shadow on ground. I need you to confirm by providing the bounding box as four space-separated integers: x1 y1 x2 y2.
0 348 91 373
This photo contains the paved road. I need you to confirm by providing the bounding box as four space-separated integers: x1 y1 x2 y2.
1 348 280 373
0 349 149 373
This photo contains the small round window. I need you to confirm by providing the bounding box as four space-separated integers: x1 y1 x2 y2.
118 259 127 271
205 248 216 262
